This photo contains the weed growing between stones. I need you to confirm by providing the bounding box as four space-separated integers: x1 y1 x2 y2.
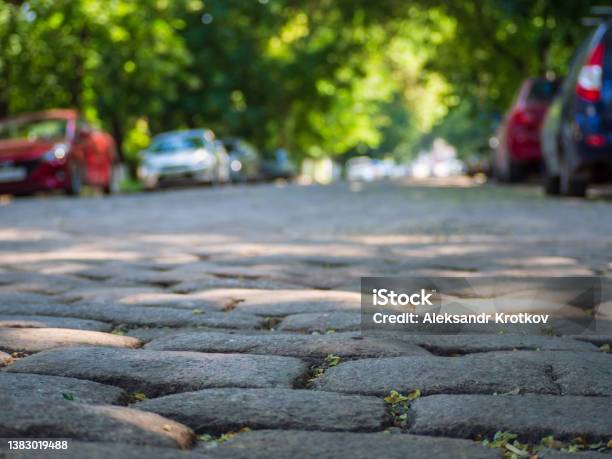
540 326 557 337
10 351 30 359
111 324 130 335
306 354 342 387
265 317 282 330
478 431 612 458
130 392 148 402
383 389 421 430
197 427 252 444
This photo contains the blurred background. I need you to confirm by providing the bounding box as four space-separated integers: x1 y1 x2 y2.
0 0 610 189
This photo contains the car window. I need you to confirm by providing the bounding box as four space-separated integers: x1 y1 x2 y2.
0 118 67 141
562 34 593 94
150 136 204 153
527 80 559 102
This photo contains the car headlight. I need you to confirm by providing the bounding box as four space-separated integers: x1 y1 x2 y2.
42 143 68 162
194 150 212 164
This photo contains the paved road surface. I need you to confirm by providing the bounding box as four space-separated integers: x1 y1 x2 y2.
0 179 611 458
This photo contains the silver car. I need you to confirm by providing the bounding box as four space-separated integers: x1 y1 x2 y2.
138 129 229 189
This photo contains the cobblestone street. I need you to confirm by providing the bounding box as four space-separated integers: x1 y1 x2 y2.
0 179 611 458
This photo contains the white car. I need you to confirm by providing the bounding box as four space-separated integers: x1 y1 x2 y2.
346 156 378 182
138 129 229 189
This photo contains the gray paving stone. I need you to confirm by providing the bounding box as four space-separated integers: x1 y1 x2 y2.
509 351 612 396
567 334 612 347
172 277 298 294
145 331 430 359
75 265 184 287
170 262 283 281
209 430 499 459
0 314 112 331
279 271 357 290
0 442 207 459
409 394 612 442
278 312 360 333
386 333 599 354
0 291 55 305
127 327 209 342
0 302 265 329
6 346 308 397
0 328 141 353
313 352 557 396
85 292 225 311
0 272 91 295
137 388 387 433
0 373 128 405
128 327 285 342
57 285 164 304
0 396 194 448
187 289 360 316
0 350 12 366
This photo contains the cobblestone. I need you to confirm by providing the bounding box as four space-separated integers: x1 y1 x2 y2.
1 180 611 456
0 373 128 405
409 394 612 442
0 396 194 448
145 331 429 359
137 388 387 432
5 346 308 396
0 314 112 331
313 352 558 396
0 327 141 353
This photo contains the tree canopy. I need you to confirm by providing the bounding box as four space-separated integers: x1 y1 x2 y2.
0 0 605 163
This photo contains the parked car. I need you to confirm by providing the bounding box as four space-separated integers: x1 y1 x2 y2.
222 138 262 182
138 129 229 189
0 109 118 196
346 156 378 181
260 149 296 180
492 77 559 182
541 22 612 197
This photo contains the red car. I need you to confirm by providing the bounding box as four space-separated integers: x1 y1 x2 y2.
492 77 559 182
0 109 118 196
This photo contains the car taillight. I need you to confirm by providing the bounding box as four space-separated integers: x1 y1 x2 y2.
512 109 537 127
576 42 604 102
585 134 606 147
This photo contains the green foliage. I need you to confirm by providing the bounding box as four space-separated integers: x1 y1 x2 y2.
384 389 420 429
196 427 251 444
131 392 148 402
0 0 605 162
481 433 612 458
307 353 342 384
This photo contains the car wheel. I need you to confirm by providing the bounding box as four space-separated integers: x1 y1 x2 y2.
506 161 523 183
560 156 587 198
66 162 83 196
543 175 560 196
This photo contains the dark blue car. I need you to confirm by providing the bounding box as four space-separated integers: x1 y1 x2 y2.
541 21 612 196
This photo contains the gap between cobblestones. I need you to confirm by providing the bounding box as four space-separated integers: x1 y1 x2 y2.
544 364 563 395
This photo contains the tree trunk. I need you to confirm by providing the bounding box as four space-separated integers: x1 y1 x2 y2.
110 114 124 162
